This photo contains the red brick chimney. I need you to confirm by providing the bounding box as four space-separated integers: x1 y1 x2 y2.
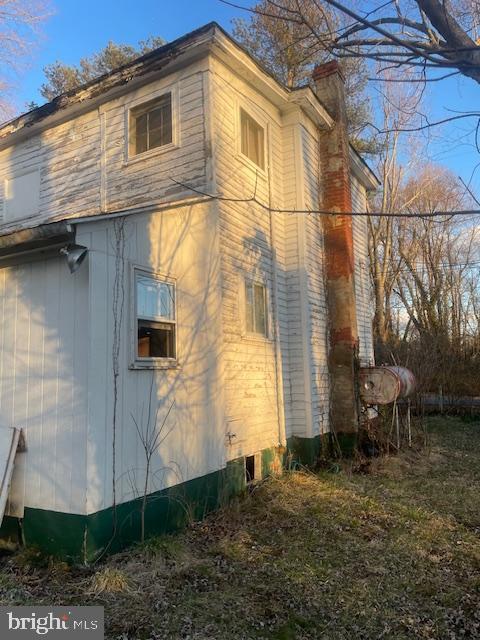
313 61 359 454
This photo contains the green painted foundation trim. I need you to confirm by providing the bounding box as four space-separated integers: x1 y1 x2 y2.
335 431 358 457
287 433 332 467
0 446 285 562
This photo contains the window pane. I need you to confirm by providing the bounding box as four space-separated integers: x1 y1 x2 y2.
134 113 148 155
256 126 265 169
240 109 264 169
131 93 172 155
254 284 267 335
245 281 254 332
137 275 174 321
241 109 249 159
148 99 173 149
138 320 175 358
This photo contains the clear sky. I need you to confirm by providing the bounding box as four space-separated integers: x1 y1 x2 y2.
10 0 480 196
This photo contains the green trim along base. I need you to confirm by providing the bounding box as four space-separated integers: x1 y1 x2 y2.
0 446 285 563
287 433 332 467
0 434 349 561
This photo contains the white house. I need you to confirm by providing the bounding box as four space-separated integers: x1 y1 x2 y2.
0 23 378 560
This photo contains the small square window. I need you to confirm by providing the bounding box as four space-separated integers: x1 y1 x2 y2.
240 108 265 169
130 93 173 156
245 280 268 336
135 271 176 360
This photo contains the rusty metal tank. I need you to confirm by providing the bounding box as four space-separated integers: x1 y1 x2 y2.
387 366 416 398
359 366 416 405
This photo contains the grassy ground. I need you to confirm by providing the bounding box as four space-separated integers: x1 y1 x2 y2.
1 416 480 639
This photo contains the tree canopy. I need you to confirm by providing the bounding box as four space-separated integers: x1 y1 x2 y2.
40 36 166 101
232 0 374 151
0 0 48 118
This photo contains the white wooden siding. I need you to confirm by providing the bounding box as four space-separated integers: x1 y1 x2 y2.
301 126 330 436
351 176 374 365
281 122 311 439
0 50 377 520
0 257 89 515
211 58 286 458
0 60 211 234
78 203 225 514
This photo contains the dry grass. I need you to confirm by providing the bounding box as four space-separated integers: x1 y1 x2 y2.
0 416 479 639
87 568 131 596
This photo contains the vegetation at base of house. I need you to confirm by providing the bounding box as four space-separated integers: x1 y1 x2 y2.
0 416 479 639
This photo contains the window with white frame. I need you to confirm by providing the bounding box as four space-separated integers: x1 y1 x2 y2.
135 270 176 361
245 280 268 337
129 93 173 156
240 108 265 170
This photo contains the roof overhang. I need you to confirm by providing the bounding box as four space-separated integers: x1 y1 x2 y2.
350 146 380 191
0 23 218 149
0 22 336 149
285 87 333 129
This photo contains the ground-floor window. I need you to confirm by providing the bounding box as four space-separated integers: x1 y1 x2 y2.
134 269 176 363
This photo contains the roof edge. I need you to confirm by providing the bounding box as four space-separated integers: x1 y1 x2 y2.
349 145 380 191
0 21 220 142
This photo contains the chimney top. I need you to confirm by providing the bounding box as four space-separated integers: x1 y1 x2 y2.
312 60 345 83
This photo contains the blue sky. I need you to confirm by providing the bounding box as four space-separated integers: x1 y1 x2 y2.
10 0 480 195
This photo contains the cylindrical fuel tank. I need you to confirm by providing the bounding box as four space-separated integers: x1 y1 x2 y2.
386 366 416 398
359 366 416 405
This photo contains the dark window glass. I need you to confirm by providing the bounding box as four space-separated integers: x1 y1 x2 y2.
245 281 254 333
135 272 176 360
245 281 268 336
254 283 267 336
240 108 265 169
131 93 172 156
138 320 175 358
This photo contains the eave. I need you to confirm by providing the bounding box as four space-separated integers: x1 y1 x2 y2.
349 146 380 191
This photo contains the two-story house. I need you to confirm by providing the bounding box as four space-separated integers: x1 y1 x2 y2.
0 22 378 560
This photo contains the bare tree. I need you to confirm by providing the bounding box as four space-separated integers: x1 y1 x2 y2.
367 68 426 354
225 0 480 83
0 0 49 118
387 166 480 394
232 0 374 149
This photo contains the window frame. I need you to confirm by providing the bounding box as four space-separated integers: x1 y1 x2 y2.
243 277 270 340
124 84 179 164
130 266 178 370
236 102 268 175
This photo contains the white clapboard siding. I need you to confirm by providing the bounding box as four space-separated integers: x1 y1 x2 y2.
211 58 284 458
301 125 330 436
0 60 210 235
281 122 308 439
0 427 20 524
78 203 225 514
0 258 89 515
351 176 375 365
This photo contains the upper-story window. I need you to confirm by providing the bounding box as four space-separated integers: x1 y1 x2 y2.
129 93 172 156
240 108 265 170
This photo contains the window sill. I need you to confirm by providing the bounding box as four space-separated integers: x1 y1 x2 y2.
241 332 273 345
123 142 178 167
236 151 267 178
129 359 180 371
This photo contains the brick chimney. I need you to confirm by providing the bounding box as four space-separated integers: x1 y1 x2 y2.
313 61 359 455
